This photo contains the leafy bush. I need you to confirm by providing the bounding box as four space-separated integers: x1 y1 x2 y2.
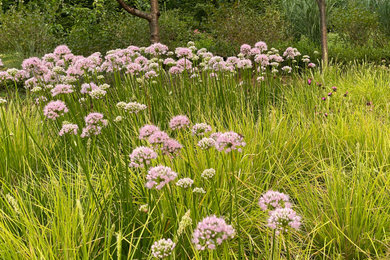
208 4 290 56
331 3 384 46
0 6 59 56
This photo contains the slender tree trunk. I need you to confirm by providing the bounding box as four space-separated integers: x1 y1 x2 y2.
116 0 160 44
316 0 328 67
149 0 160 43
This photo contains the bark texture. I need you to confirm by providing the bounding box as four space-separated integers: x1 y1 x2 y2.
316 0 328 67
116 0 160 43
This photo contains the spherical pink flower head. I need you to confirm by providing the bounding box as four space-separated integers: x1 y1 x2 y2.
148 131 170 145
250 48 261 56
51 84 74 97
145 43 169 56
255 54 270 67
126 63 142 74
255 41 268 52
192 123 212 136
162 138 182 156
59 123 78 136
283 47 301 59
139 124 160 140
192 215 235 251
134 56 149 66
22 57 48 75
177 58 192 70
129 146 158 168
210 132 222 141
169 115 190 130
163 58 176 66
258 190 292 211
151 238 176 259
267 208 302 235
175 47 193 59
53 45 72 58
269 54 284 63
226 56 239 66
43 100 69 120
240 44 251 55
145 70 158 79
169 66 184 75
80 112 108 138
145 165 177 190
308 62 316 68
215 131 246 153
237 59 252 69
80 82 99 94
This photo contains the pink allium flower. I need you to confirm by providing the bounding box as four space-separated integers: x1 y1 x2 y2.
169 115 190 130
191 123 212 136
255 41 268 52
148 131 170 145
281 66 292 73
177 58 192 69
139 124 160 140
237 59 252 69
197 137 216 150
80 82 99 94
258 190 292 211
161 138 182 156
59 123 78 136
126 63 142 74
129 146 158 168
215 131 246 153
308 62 316 68
240 44 251 55
145 43 169 56
53 45 72 57
283 47 301 59
151 238 175 258
175 47 193 58
81 112 108 138
145 70 158 79
145 165 177 190
307 78 312 85
169 66 184 75
250 48 261 56
22 57 48 75
267 208 302 235
163 58 176 66
210 132 222 141
269 54 284 63
43 100 68 120
51 84 74 96
226 56 239 65
192 215 235 251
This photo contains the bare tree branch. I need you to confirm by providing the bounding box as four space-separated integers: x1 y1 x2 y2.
116 0 151 21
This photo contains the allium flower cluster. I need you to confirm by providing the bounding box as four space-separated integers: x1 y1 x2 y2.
59 123 78 136
258 190 292 211
129 146 158 168
192 216 235 250
43 100 69 120
148 131 170 145
176 178 194 188
51 84 74 97
201 168 216 179
197 137 216 150
139 124 160 140
215 131 246 153
0 97 7 105
267 208 302 235
117 101 147 113
151 238 176 259
169 115 190 130
161 138 182 156
283 47 301 59
193 187 206 194
145 43 169 56
145 165 177 190
191 123 212 136
81 112 108 138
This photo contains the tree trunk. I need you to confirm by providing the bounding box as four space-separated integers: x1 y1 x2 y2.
149 0 160 43
316 0 328 67
116 0 160 44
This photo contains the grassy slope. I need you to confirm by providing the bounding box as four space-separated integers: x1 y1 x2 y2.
0 64 389 259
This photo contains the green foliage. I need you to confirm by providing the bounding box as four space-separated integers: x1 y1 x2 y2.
0 6 59 56
331 3 384 47
208 4 290 56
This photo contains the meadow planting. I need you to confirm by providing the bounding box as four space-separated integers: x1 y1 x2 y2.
0 41 389 259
